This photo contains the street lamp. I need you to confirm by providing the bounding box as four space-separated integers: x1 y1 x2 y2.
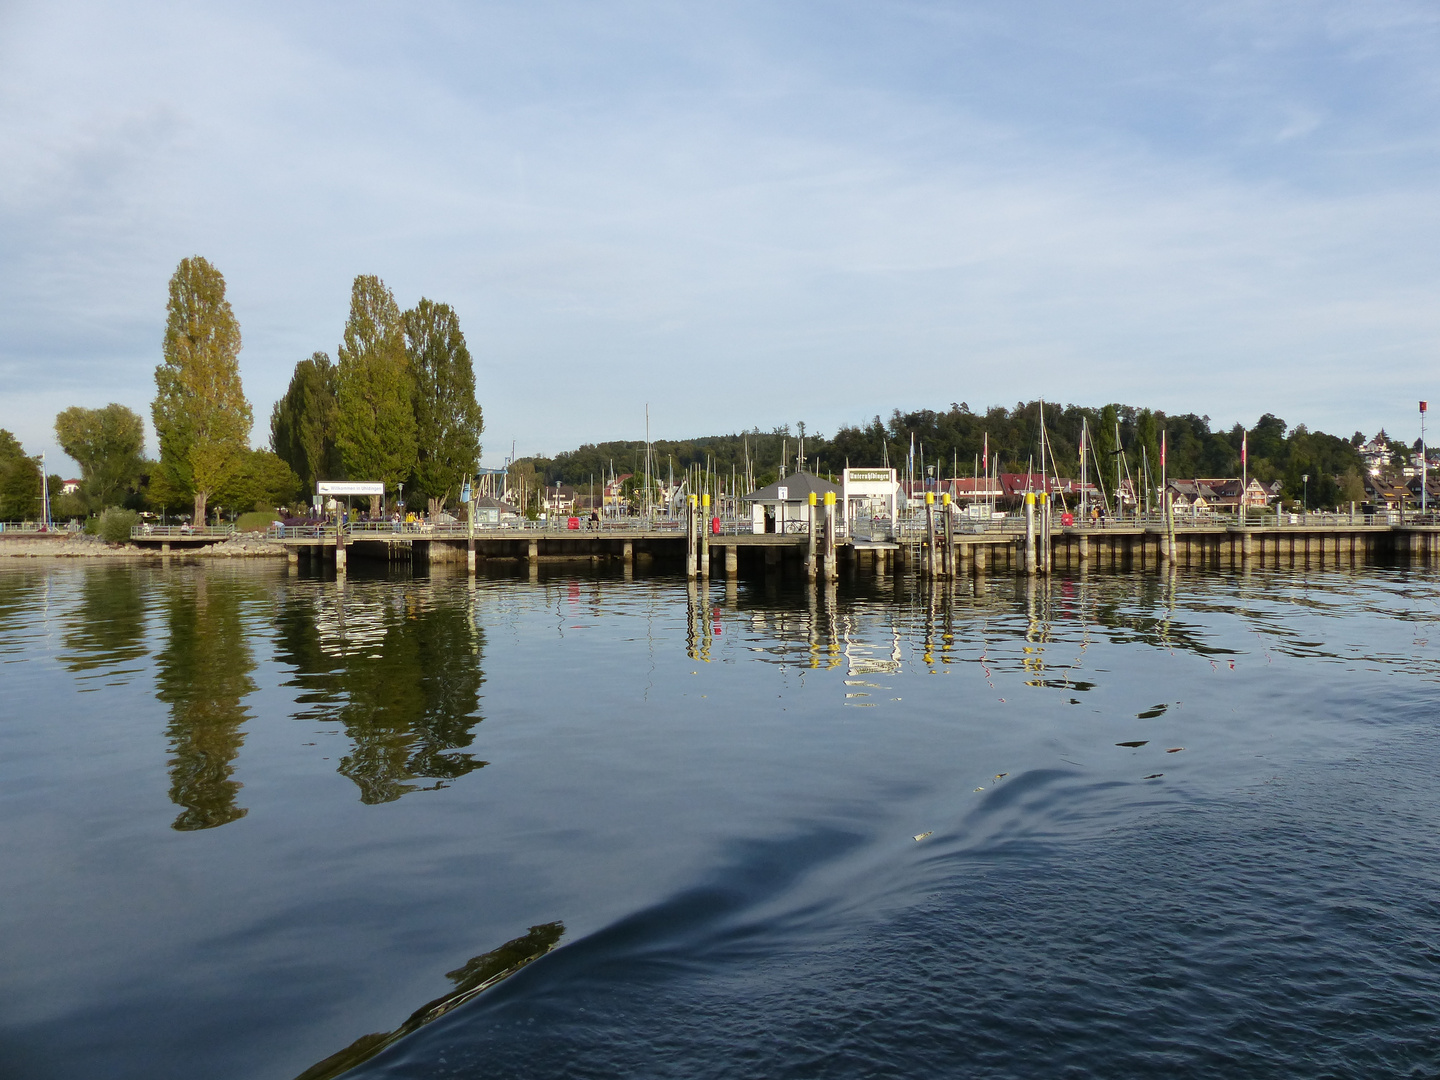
1421 400 1429 516
1302 473 1309 514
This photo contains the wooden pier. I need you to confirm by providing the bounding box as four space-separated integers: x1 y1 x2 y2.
128 512 1440 578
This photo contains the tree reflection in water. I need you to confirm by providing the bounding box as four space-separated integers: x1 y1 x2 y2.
61 564 151 681
276 581 487 804
153 571 259 831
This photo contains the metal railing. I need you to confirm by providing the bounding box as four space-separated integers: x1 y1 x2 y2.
0 521 73 535
130 524 236 539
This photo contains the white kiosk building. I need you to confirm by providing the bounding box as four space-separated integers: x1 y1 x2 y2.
841 467 900 532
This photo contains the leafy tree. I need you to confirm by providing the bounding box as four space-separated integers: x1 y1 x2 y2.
152 257 253 525
54 403 146 510
335 275 416 514
0 430 42 520
216 449 301 514
270 351 341 497
1340 468 1366 506
1249 413 1287 461
404 299 484 516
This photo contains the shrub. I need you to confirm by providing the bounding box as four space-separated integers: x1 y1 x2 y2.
97 507 139 544
235 510 280 533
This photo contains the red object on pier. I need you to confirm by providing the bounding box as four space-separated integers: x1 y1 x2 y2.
567 516 579 530
712 516 720 534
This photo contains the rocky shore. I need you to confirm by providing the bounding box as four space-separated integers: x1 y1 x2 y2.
0 533 288 559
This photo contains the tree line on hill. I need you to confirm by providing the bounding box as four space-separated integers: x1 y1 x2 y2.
0 257 484 526
520 402 1402 510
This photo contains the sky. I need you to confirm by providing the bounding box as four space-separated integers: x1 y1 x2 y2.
2 0 1438 472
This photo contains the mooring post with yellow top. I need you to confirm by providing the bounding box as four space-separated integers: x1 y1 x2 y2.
806 491 818 580
1025 491 1037 576
699 492 711 578
941 491 954 578
824 491 838 581
924 491 936 579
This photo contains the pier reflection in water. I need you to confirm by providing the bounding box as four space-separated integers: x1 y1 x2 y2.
2 561 1440 1079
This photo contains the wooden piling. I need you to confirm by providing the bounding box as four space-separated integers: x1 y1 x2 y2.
700 494 711 578
1024 493 1037 576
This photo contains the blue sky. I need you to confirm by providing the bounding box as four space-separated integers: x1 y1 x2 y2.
2 1 1438 471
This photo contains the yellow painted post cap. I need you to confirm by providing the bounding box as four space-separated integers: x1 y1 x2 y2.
1026 492 1036 505
824 492 836 505
808 492 817 506
942 492 951 506
702 493 710 508
925 491 935 504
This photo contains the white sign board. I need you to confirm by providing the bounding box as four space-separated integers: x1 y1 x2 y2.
317 481 385 496
841 467 899 524
776 486 788 501
846 468 893 484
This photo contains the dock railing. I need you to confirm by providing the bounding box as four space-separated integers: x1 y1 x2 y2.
130 524 236 540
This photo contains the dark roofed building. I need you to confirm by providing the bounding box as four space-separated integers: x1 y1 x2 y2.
743 471 840 533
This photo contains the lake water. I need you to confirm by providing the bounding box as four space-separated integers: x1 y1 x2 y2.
3 559 1440 1078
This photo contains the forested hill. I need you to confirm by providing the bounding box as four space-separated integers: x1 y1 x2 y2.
520 402 1388 508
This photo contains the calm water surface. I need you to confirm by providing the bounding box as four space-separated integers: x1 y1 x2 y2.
2 561 1440 1078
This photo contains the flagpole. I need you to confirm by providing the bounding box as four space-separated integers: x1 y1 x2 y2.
1160 430 1166 523
1241 429 1248 526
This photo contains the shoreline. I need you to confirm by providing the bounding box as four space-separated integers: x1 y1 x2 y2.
0 535 288 559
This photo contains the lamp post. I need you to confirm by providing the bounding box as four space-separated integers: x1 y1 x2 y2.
1421 400 1429 516
1302 473 1309 515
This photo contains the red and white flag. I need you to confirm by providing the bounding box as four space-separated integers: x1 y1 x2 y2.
1241 432 1247 467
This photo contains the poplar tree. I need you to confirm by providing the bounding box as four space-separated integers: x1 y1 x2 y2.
404 299 484 516
335 275 416 514
152 257 252 525
270 351 341 496
54 403 146 510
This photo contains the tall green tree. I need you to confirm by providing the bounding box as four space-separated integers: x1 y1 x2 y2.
270 351 341 496
404 299 484 516
216 449 301 514
152 257 253 524
54 403 146 511
0 430 43 520
335 275 416 514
